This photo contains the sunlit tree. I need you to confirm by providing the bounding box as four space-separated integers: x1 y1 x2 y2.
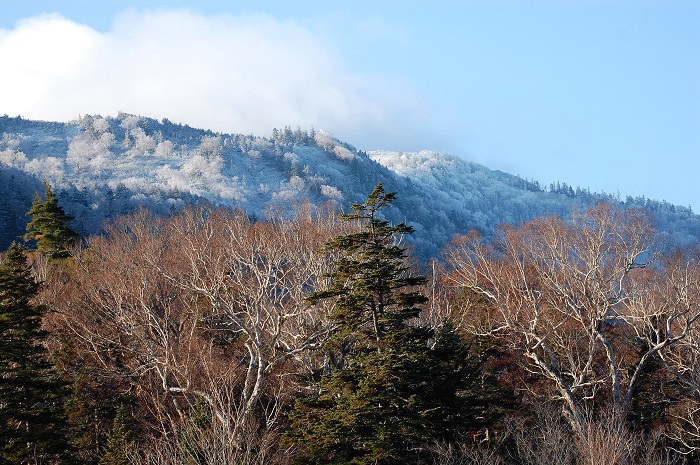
24 182 79 258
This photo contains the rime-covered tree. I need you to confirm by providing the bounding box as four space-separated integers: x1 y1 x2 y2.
24 182 79 258
286 183 485 465
0 242 68 463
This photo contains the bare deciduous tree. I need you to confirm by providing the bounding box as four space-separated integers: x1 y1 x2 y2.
157 206 348 415
49 204 354 460
642 250 700 454
443 203 700 441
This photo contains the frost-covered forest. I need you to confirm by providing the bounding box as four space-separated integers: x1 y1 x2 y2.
1 113 699 258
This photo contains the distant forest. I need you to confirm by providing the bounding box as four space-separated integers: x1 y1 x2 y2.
2 181 700 464
2 113 700 260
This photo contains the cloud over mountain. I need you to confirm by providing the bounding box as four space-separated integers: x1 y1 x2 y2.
0 9 426 146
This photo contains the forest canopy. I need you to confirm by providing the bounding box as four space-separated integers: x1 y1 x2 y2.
1 184 700 464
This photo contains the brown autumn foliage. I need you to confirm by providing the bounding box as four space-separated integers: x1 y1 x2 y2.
40 203 357 463
442 202 700 461
23 199 700 464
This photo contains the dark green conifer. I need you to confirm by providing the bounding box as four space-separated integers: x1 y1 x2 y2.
0 242 69 463
286 183 484 465
179 399 212 465
24 182 79 258
99 405 136 465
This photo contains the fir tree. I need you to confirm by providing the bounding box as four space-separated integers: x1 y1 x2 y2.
24 182 79 258
99 405 136 465
179 399 212 465
0 242 69 463
286 183 485 465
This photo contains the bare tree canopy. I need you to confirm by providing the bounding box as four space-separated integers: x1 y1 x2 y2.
444 203 700 439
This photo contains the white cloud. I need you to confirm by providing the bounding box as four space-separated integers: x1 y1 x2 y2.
0 9 429 148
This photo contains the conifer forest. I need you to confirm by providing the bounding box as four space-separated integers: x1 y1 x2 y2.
2 181 700 465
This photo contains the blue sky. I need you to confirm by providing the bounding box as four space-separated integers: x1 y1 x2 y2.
1 1 698 209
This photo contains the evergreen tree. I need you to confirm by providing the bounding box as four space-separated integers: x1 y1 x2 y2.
24 182 79 258
99 405 136 465
0 242 69 463
286 183 485 465
179 399 212 465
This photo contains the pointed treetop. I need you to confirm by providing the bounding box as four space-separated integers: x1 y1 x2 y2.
0 241 39 306
347 182 396 216
24 181 79 258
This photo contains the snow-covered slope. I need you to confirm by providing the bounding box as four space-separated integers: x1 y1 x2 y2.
1 114 698 258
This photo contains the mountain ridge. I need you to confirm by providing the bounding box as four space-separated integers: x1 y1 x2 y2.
1 113 698 258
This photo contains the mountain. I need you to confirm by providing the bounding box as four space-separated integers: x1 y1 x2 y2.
1 113 698 258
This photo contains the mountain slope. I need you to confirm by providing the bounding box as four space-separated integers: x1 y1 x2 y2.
1 114 697 258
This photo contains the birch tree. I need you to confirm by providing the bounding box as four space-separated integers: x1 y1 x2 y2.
444 203 700 438
52 204 350 460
